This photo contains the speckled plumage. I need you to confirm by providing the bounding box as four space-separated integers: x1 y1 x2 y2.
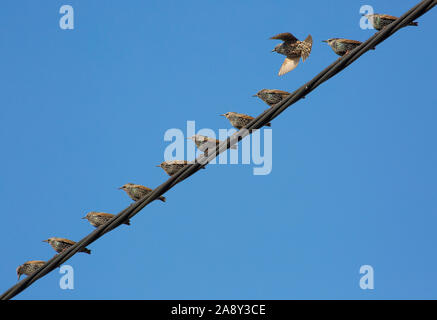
16 260 45 280
254 89 291 107
271 33 313 76
188 135 237 155
43 237 91 254
323 38 364 56
221 112 271 130
157 160 202 176
365 14 418 31
82 211 130 228
119 183 166 202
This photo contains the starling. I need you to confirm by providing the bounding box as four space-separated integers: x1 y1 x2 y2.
271 32 313 76
220 112 271 130
119 183 166 202
187 135 237 155
365 13 418 31
16 260 45 281
157 160 204 176
253 89 291 107
322 38 372 56
43 237 91 254
82 211 130 228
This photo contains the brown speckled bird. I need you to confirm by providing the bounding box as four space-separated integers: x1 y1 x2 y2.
119 183 166 202
82 211 130 228
43 237 91 254
253 89 291 107
16 260 45 281
157 160 204 176
271 32 313 76
365 13 418 31
220 112 271 130
322 38 373 56
187 135 237 155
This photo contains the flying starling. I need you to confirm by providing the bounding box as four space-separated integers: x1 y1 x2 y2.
187 135 237 155
322 38 371 56
16 260 45 281
157 160 204 176
43 237 91 254
253 89 291 107
82 211 130 228
119 183 166 202
271 32 313 76
220 112 271 130
365 13 418 31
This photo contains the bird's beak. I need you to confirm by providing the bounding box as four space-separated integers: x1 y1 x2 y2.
322 40 328 43
271 49 275 52
219 114 225 117
156 164 161 167
42 240 48 243
118 187 123 190
17 274 21 281
81 216 87 219
252 94 258 97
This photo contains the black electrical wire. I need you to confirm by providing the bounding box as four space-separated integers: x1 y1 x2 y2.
1 0 435 300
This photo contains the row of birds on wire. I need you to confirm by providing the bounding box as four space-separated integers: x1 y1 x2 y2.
15 13 419 281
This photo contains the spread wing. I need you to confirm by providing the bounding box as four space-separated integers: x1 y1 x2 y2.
300 34 313 62
278 57 300 76
270 32 298 42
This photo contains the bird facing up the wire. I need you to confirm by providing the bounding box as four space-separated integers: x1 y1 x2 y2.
43 237 91 254
271 32 313 76
364 13 418 31
322 38 370 56
16 260 45 281
253 89 291 107
221 112 271 130
119 183 166 202
187 135 237 156
82 211 130 228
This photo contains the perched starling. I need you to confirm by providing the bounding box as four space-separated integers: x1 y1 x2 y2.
82 211 130 228
365 13 418 31
43 237 91 254
119 183 166 202
16 260 45 281
322 38 372 56
253 89 291 107
271 32 313 76
220 112 271 130
187 135 237 155
157 160 204 176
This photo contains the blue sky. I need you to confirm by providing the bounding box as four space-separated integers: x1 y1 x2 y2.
0 0 436 299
